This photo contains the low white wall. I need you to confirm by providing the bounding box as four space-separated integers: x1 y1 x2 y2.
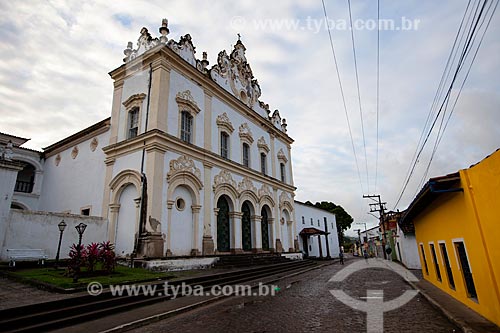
1 210 108 261
396 226 421 269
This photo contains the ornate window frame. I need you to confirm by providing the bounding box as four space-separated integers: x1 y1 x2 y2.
239 123 253 168
277 148 288 183
216 112 234 160
176 90 201 144
123 93 146 140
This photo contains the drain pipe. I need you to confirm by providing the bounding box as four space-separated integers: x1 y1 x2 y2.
134 63 153 258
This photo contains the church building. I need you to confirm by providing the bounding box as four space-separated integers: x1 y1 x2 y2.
0 19 339 260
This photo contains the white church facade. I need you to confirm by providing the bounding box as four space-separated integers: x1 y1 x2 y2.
0 19 339 260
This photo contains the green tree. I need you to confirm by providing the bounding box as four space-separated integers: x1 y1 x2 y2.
305 201 354 232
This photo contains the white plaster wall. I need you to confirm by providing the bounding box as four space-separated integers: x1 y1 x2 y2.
274 139 291 184
396 226 421 269
111 150 144 179
0 164 20 253
295 202 339 258
39 130 109 216
1 210 107 260
167 70 205 146
119 69 149 141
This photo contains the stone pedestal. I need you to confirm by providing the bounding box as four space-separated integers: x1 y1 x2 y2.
138 232 164 258
165 249 173 257
288 247 294 252
202 236 215 255
294 239 300 252
275 239 283 253
190 249 201 256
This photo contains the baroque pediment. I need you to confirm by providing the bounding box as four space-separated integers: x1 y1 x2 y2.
213 169 237 190
257 136 270 153
237 177 257 194
216 112 234 133
167 155 201 181
277 148 288 163
238 123 253 143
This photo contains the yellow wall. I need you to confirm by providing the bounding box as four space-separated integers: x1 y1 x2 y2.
414 150 500 326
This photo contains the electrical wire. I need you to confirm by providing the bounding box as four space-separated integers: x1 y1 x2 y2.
321 0 365 195
347 0 370 192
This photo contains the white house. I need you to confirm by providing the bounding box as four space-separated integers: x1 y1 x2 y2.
0 19 340 261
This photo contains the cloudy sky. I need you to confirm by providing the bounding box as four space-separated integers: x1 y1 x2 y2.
1 1 499 234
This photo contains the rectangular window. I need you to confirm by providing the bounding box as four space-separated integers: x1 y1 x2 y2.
280 163 286 182
454 241 477 299
302 216 305 224
430 243 442 282
317 219 320 227
81 208 90 216
242 143 250 167
310 218 313 226
420 244 429 275
221 132 229 159
180 111 193 143
260 153 267 174
128 107 139 139
440 243 455 290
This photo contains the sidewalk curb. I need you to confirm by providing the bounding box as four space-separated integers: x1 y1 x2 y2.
101 262 330 332
407 280 473 333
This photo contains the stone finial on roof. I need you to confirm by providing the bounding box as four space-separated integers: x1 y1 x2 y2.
159 18 170 43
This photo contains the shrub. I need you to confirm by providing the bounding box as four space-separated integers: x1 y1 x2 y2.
85 243 100 273
66 243 86 276
99 241 116 273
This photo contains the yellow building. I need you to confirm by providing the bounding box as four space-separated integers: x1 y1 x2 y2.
400 149 500 326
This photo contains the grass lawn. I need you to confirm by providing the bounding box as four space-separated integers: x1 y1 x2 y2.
10 265 176 290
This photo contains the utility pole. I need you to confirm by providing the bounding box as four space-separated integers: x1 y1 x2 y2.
363 194 387 259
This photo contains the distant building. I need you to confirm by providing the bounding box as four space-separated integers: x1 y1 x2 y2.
400 149 500 326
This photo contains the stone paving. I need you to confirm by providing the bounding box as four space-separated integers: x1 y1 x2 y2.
133 257 459 333
0 275 72 310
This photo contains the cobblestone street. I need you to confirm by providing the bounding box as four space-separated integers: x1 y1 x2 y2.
134 257 459 333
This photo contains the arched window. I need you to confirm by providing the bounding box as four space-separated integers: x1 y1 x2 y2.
15 162 35 193
220 132 229 159
180 111 193 143
242 143 250 167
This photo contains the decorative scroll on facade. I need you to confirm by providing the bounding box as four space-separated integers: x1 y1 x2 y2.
71 146 79 159
257 136 270 153
167 155 201 181
90 137 98 152
279 191 294 211
213 169 237 191
238 123 254 144
277 149 288 163
216 113 234 133
237 176 257 195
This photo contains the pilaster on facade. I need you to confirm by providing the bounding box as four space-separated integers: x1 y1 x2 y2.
203 91 213 151
109 82 124 145
149 57 172 133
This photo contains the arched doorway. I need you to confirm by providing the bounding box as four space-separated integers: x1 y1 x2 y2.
261 206 270 251
170 185 194 256
242 201 252 251
115 184 137 256
217 196 230 252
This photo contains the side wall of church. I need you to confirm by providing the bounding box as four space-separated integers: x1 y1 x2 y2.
39 130 109 216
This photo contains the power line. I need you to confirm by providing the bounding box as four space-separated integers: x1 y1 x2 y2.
394 0 491 209
321 0 366 195
419 0 498 186
347 0 370 192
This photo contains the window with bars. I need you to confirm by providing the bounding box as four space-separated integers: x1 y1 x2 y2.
242 143 250 167
221 132 229 159
280 163 286 182
127 107 139 139
180 111 193 143
260 153 267 174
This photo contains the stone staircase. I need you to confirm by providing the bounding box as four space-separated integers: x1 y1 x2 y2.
214 253 291 268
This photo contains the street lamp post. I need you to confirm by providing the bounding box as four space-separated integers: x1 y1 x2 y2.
73 222 87 283
54 220 67 269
